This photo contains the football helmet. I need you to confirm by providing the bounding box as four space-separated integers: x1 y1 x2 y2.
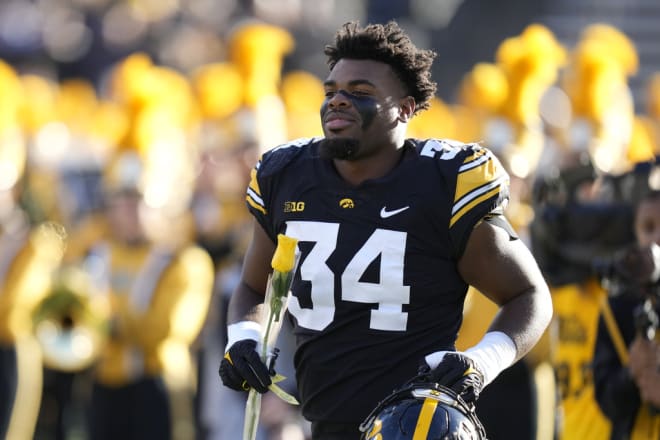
359 376 487 440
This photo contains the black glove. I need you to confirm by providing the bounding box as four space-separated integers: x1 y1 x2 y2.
424 352 484 403
219 339 271 393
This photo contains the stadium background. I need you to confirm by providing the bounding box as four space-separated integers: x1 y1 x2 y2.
2 0 659 107
2 0 660 439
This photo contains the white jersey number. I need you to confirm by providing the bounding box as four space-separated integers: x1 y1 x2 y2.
285 221 410 331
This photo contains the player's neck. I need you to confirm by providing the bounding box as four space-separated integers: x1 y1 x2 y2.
333 145 406 186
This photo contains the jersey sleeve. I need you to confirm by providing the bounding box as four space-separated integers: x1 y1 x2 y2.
245 138 314 241
441 141 511 257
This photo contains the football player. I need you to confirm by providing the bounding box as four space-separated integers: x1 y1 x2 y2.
219 20 553 439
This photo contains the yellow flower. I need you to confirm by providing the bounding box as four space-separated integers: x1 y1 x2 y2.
271 234 298 272
244 234 300 440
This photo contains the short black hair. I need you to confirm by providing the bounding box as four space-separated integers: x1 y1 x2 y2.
324 21 437 114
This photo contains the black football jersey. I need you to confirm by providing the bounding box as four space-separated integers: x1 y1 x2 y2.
246 137 510 423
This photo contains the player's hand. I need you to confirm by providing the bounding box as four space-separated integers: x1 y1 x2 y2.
219 339 272 393
424 352 484 403
629 336 656 382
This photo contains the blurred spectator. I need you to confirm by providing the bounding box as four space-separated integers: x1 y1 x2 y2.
1 59 67 439
530 23 642 440
593 188 660 439
66 151 215 440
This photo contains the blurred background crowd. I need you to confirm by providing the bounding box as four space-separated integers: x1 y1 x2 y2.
2 0 660 439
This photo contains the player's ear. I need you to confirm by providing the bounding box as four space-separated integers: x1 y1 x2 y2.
398 96 415 122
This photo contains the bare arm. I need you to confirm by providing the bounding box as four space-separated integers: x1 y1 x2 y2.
458 219 553 362
219 220 278 393
227 219 277 325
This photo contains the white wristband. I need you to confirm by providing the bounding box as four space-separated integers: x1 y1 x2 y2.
425 331 517 387
225 321 263 353
464 331 517 386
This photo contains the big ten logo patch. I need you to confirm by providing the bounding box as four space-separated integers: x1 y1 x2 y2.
284 201 305 212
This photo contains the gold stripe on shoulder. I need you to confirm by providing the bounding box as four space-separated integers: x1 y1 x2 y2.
246 195 266 214
248 167 261 195
450 186 502 227
462 147 488 165
455 155 503 202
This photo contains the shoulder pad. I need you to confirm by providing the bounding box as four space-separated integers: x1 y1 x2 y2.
247 137 318 216
448 142 509 228
414 138 480 161
257 137 319 178
415 139 510 257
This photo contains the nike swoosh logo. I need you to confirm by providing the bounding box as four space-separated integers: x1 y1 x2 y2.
380 206 410 218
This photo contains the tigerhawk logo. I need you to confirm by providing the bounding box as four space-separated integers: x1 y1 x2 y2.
339 198 355 208
284 201 305 212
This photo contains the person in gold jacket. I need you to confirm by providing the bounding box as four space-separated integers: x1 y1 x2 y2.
551 280 613 439
80 152 215 440
1 66 67 437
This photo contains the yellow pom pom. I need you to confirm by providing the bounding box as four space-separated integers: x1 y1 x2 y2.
192 62 244 120
581 24 638 75
458 62 508 112
271 234 298 273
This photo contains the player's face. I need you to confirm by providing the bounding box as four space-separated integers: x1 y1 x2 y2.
635 197 660 247
320 58 409 160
